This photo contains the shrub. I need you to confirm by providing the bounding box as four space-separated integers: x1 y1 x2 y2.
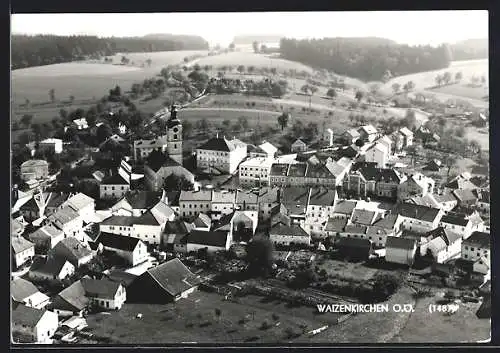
272 313 280 321
260 320 271 330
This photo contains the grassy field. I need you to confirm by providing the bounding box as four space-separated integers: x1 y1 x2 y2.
390 293 490 343
465 127 489 150
85 291 343 344
316 258 379 282
11 50 208 105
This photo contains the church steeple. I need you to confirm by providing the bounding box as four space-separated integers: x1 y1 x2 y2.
166 104 183 165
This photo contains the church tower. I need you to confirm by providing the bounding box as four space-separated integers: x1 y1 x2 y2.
166 104 183 165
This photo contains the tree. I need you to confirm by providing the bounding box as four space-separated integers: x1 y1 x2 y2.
355 90 364 103
24 98 30 107
252 41 259 53
444 154 457 177
382 70 393 83
96 123 112 143
442 72 452 85
455 72 463 83
229 43 235 51
277 112 289 131
20 114 33 127
270 67 277 76
238 116 249 130
326 88 337 99
392 83 401 95
402 109 417 130
246 236 274 277
237 65 245 75
69 95 75 104
49 89 55 103
435 74 443 87
146 58 152 67
162 173 195 192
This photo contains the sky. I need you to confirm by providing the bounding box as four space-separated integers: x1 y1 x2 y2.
11 11 488 47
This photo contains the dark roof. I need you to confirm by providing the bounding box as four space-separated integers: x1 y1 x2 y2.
463 231 490 248
19 197 38 211
372 214 399 230
104 270 138 287
350 163 402 183
333 200 357 215
124 191 162 209
336 237 371 249
397 203 441 222
51 280 88 312
134 210 161 226
270 163 290 176
270 224 309 237
187 230 229 247
97 232 142 252
453 189 479 202
51 237 92 261
440 213 470 227
344 224 367 234
101 173 129 185
81 278 121 299
11 278 39 302
425 227 462 245
165 191 181 206
325 218 348 232
287 163 307 177
471 165 489 176
351 209 376 226
12 236 34 254
308 188 336 206
146 258 202 297
12 304 46 327
146 152 181 172
386 236 417 250
305 164 334 179
29 256 70 276
193 213 212 228
100 215 135 227
164 219 192 235
197 137 231 152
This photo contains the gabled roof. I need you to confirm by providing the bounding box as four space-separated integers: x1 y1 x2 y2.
305 163 334 179
97 232 142 252
51 237 92 261
325 159 349 177
386 236 417 250
123 191 162 209
12 304 47 327
164 219 193 235
11 218 24 235
104 270 138 287
399 127 413 137
51 280 89 312
308 188 336 206
64 193 95 212
212 190 236 204
463 231 490 248
292 138 307 146
350 163 402 183
236 190 258 204
188 230 228 247
197 137 239 152
336 237 371 249
325 218 348 233
408 194 441 209
29 256 72 276
344 223 367 234
433 192 458 204
396 203 442 222
425 227 462 246
287 163 307 177
372 214 400 230
257 142 278 156
270 163 290 176
344 128 360 138
101 173 129 185
28 224 64 241
441 212 470 227
146 258 202 297
193 213 211 228
11 278 40 302
134 210 161 226
21 160 48 168
358 124 377 135
351 209 376 226
12 236 34 254
179 189 212 202
270 224 309 237
453 189 479 202
150 202 175 224
81 278 121 299
333 200 357 215
146 153 182 173
47 206 80 226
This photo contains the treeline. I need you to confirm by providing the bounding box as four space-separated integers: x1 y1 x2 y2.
279 37 452 81
450 39 488 61
11 34 209 69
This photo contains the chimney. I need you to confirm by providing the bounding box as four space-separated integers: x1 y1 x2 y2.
161 189 168 204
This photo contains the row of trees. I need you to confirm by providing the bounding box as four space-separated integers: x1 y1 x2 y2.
279 37 452 81
12 34 209 69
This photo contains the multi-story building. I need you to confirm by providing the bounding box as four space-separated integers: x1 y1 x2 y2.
179 189 212 218
46 206 84 241
291 138 308 153
239 157 273 187
249 141 278 159
133 136 169 161
363 142 389 168
100 174 130 200
20 160 49 182
143 152 195 192
357 125 378 142
38 138 63 154
196 136 247 174
396 203 444 234
304 188 337 236
397 173 435 200
461 231 490 264
211 190 236 220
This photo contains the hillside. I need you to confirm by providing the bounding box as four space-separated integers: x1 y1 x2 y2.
450 38 488 61
11 34 209 70
279 37 451 81
233 35 284 45
142 33 208 48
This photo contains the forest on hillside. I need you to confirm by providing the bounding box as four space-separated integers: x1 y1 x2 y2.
279 37 453 81
11 34 209 69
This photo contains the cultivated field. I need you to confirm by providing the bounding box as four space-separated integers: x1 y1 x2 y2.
11 50 208 104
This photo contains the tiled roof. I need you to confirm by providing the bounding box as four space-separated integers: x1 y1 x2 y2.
51 237 92 261
345 129 360 138
287 163 307 177
333 200 357 215
11 278 40 302
104 270 138 287
212 190 236 204
453 189 479 202
97 232 142 252
150 202 175 224
399 127 413 136
146 258 201 297
12 236 34 254
236 190 258 204
358 124 377 135
100 215 136 227
123 191 162 209
344 224 367 234
47 206 80 226
325 218 348 232
305 164 334 179
197 137 232 152
81 278 121 300
397 203 442 222
258 142 278 156
20 160 48 168
51 280 88 312
441 213 470 227
134 210 161 226
351 209 376 226
270 224 309 237
425 227 461 245
29 256 71 276
146 152 182 173
372 214 400 230
386 236 417 250
164 219 193 235
193 213 212 228
308 188 336 206
64 193 94 211
179 190 212 202
336 237 371 249
350 162 402 183
270 163 290 176
12 304 46 327
101 173 129 185
188 230 228 247
463 231 490 248
433 192 458 204
28 224 64 241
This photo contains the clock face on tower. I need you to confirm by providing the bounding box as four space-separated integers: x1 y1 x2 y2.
173 127 179 133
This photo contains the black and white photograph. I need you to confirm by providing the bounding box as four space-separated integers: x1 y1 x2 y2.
10 10 491 345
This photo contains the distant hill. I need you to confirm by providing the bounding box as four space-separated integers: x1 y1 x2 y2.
142 33 208 47
11 34 209 70
450 38 488 61
233 35 284 45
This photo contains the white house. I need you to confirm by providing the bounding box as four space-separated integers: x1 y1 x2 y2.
211 190 236 220
12 236 35 269
80 277 127 310
398 127 413 148
97 232 148 266
133 136 169 161
364 142 389 168
396 203 444 234
111 190 163 217
269 224 311 247
20 160 49 182
239 157 273 187
179 189 212 218
132 211 166 245
28 224 65 251
46 206 84 241
291 138 308 153
250 141 278 159
358 125 378 142
397 173 435 200
49 237 94 268
196 136 247 174
11 278 50 309
72 118 88 130
12 304 58 344
439 212 474 239
186 230 232 253
461 231 490 263
304 188 337 237
63 193 95 224
38 138 63 154
29 256 75 282
421 227 462 263
385 236 417 266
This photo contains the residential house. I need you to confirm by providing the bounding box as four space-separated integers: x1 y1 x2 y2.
11 304 58 344
439 212 474 239
99 174 130 200
11 278 50 309
461 231 490 264
421 227 462 264
192 213 212 231
239 157 273 187
452 189 479 208
12 236 35 269
269 223 310 247
48 279 90 318
185 230 232 253
132 210 166 245
144 152 195 192
38 138 63 154
99 215 135 238
249 141 278 159
111 190 163 217
97 232 148 266
11 218 24 237
357 125 378 142
179 189 212 218
46 206 83 241
378 135 393 153
342 129 361 145
63 193 95 224
385 236 417 266
445 172 476 190
433 192 459 212
133 135 168 161
269 163 290 187
49 237 93 268
331 200 357 220
325 217 348 238
280 187 310 227
79 277 126 310
343 162 404 199
72 118 88 130
398 127 414 148
211 190 237 220
162 220 194 252
364 142 389 168
230 210 258 242
20 160 49 181
257 187 281 221
18 192 71 223
475 189 490 214
397 173 435 200
127 258 201 303
28 256 75 282
396 203 444 234
235 189 259 212
28 224 65 252
196 136 247 174
350 209 381 227
423 159 442 172
291 138 309 153
304 188 337 237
